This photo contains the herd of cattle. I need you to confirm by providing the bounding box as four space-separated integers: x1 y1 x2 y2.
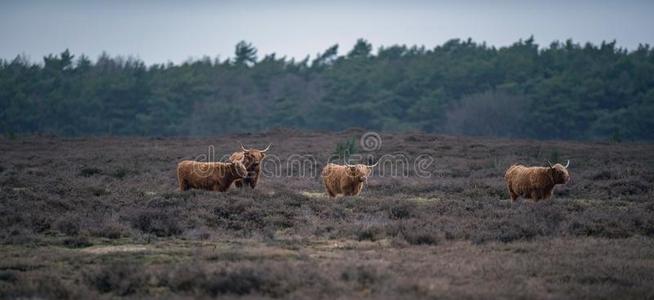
176 144 571 201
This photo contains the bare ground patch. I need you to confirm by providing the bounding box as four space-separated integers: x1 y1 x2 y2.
81 245 149 254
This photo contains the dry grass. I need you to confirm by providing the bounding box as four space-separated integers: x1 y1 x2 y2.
1 131 653 298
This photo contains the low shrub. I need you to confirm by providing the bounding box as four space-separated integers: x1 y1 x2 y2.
78 167 102 177
0 271 17 282
110 168 129 179
386 200 416 220
129 209 182 237
401 228 440 246
62 236 92 248
55 216 81 236
86 264 146 296
355 225 384 241
341 265 385 290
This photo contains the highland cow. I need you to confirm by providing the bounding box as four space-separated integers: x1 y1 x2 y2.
321 162 378 197
229 143 271 189
505 160 571 201
177 160 247 192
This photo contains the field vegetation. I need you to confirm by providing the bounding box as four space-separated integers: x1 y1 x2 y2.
1 131 653 298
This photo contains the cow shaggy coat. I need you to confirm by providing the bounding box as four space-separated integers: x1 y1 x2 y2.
505 162 570 201
321 163 373 197
229 144 270 189
177 160 247 192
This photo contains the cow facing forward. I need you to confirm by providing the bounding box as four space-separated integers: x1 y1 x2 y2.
177 160 247 192
229 143 270 189
321 162 378 197
505 160 571 201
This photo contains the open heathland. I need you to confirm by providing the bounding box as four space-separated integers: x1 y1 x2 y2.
1 130 653 299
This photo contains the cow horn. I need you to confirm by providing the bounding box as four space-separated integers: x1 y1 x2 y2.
261 143 271 152
564 160 570 168
546 161 553 168
240 143 249 152
369 160 380 168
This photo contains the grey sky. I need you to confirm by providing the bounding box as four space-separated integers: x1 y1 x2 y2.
1 0 653 65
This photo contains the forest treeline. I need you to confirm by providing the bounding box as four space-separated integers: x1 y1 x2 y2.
1 37 653 140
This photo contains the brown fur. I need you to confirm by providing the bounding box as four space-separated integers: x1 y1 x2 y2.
177 160 247 192
229 145 269 189
321 163 373 197
505 163 570 201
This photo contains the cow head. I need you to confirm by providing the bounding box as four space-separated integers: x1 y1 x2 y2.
346 161 379 183
231 161 248 178
547 160 571 184
240 143 271 170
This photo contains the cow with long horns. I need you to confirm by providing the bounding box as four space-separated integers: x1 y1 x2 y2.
321 160 379 197
505 160 571 201
229 143 271 189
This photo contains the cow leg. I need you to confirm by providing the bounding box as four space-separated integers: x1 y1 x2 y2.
322 178 335 197
510 191 518 202
234 179 243 188
248 173 259 189
324 183 336 198
179 179 189 191
534 190 547 201
507 184 518 201
213 183 226 192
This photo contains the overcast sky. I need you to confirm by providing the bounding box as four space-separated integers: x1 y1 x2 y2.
1 0 653 65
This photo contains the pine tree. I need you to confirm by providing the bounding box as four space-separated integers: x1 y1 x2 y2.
234 41 257 66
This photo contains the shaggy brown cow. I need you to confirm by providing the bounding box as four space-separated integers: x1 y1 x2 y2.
505 160 571 201
177 160 247 192
229 143 271 189
321 162 378 197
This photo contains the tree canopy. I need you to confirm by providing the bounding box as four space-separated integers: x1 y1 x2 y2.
1 38 653 140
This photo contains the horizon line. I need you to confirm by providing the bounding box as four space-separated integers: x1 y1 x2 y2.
3 36 651 67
